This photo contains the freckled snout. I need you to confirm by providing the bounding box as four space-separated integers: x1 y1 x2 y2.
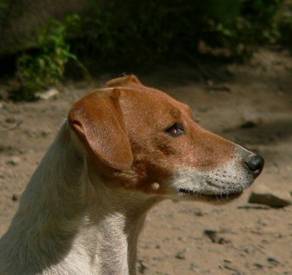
244 154 264 177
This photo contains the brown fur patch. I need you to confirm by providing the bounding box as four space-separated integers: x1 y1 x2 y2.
69 75 235 195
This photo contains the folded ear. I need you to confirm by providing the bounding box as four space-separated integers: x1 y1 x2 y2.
68 89 133 170
106 74 143 87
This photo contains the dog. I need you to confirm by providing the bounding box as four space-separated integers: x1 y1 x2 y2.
0 75 264 274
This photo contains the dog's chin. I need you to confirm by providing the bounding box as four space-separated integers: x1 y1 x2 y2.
176 188 244 204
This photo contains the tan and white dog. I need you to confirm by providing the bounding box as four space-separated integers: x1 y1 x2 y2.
0 75 264 275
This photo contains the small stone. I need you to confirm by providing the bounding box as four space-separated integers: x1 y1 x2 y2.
151 182 160 191
240 121 257 129
203 229 230 244
223 262 241 273
175 249 186 260
6 156 21 166
5 117 16 124
36 88 59 100
249 185 292 208
193 208 204 216
40 130 51 137
241 112 262 129
12 194 18 201
207 80 214 87
137 259 147 274
189 262 198 271
267 257 280 266
254 263 264 269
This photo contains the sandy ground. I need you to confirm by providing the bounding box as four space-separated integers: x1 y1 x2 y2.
0 49 292 274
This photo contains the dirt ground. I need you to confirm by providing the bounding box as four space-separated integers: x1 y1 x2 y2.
0 49 292 275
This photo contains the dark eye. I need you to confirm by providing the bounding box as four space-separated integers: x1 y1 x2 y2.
165 122 185 137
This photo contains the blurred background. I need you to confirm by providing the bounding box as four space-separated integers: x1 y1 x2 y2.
0 0 292 274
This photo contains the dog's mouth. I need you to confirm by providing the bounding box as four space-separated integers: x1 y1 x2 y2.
177 188 243 201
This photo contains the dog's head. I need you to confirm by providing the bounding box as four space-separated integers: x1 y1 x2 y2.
68 75 264 202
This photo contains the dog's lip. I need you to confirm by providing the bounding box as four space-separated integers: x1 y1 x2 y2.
177 188 243 200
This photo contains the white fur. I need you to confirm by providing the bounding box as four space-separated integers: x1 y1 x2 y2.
0 123 158 275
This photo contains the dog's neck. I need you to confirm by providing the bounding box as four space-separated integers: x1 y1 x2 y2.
85 184 155 275
0 123 158 275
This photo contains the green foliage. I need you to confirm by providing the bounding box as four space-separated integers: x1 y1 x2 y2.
279 16 292 46
70 0 285 67
277 2 292 48
0 0 10 26
13 16 79 100
7 0 292 100
200 0 284 58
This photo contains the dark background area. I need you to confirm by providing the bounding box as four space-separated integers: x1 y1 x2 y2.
0 0 292 99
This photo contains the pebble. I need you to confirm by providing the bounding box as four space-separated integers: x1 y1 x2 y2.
40 130 51 137
249 185 292 208
6 156 21 166
175 249 186 260
193 208 204 216
254 263 264 269
189 262 198 271
36 88 59 100
11 194 18 202
137 259 147 274
203 229 230 244
267 257 280 266
5 117 16 124
240 121 257 129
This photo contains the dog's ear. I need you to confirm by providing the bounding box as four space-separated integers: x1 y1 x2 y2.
106 74 143 87
68 89 133 170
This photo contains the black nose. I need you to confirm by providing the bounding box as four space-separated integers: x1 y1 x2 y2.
245 154 264 175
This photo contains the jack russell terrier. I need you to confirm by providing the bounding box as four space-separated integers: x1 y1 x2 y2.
0 75 264 274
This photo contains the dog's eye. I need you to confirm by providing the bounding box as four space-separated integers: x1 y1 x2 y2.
165 123 185 137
